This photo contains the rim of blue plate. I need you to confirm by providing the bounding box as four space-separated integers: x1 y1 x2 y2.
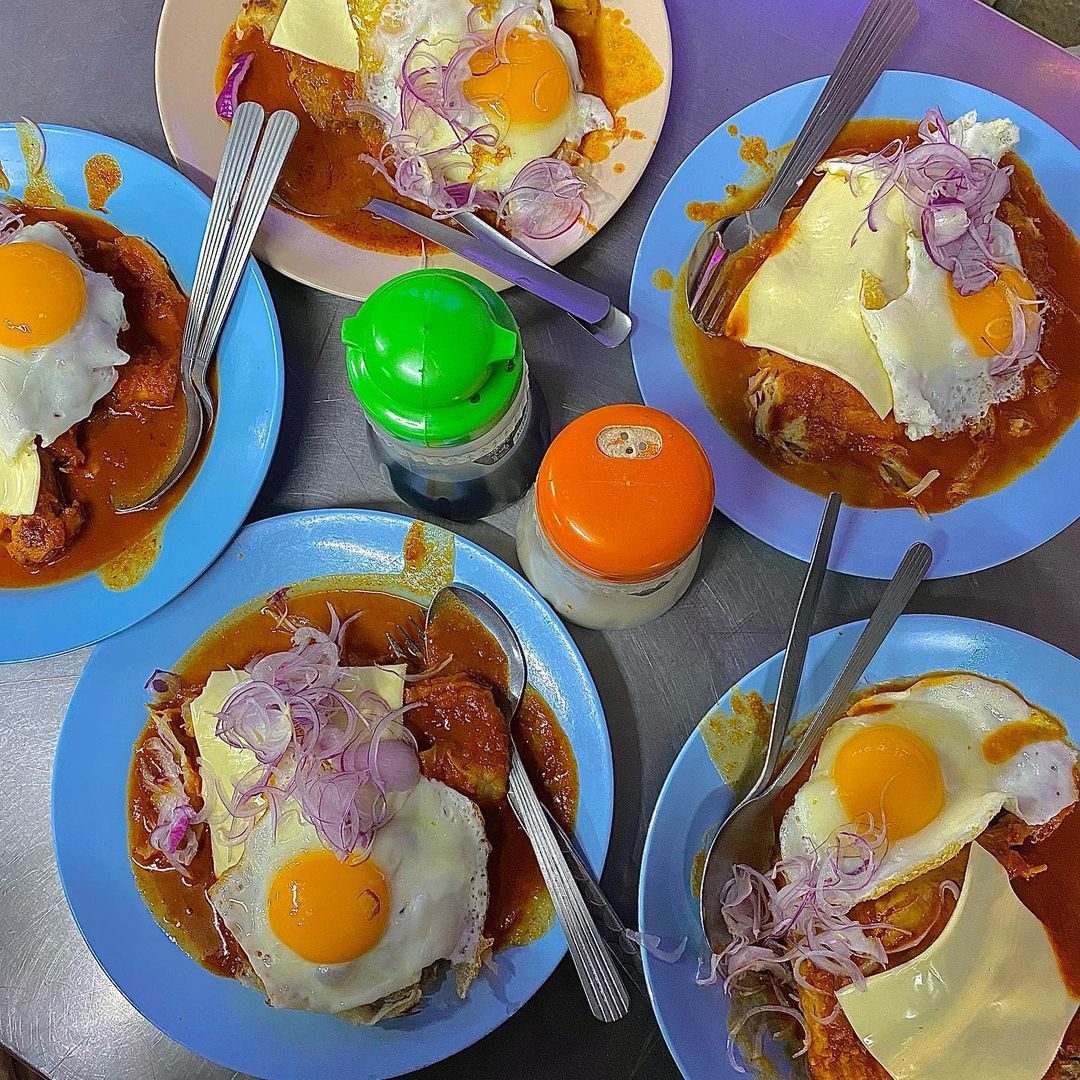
52 508 613 1080
637 612 1080 1079
0 123 283 661
630 71 1080 580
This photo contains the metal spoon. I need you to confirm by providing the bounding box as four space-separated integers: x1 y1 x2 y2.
426 585 630 1022
685 0 918 333
113 107 298 513
699 540 933 953
695 492 839 950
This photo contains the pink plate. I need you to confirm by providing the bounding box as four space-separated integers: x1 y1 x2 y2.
155 0 672 299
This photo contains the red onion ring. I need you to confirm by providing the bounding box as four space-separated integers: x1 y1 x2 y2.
211 597 421 860
216 53 253 121
0 205 24 246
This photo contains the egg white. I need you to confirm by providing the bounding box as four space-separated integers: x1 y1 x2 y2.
209 775 491 1013
861 238 1028 439
361 0 611 193
0 221 128 459
780 673 1078 903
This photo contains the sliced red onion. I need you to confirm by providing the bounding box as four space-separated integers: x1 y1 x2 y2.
850 107 1022 297
216 680 293 764
211 596 421 860
704 823 908 1069
216 53 253 121
988 290 1045 376
144 668 181 700
727 1003 810 1073
0 205 23 246
625 929 687 963
497 157 587 240
140 718 202 876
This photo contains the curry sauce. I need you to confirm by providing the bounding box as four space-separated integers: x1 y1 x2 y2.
0 205 198 588
747 673 1080 1080
675 119 1080 514
216 1 660 255
128 585 579 982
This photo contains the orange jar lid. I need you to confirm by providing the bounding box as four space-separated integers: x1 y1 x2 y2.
535 404 715 583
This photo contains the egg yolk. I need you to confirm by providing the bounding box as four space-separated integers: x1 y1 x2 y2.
833 723 945 842
0 241 86 349
268 850 390 964
948 267 1036 358
465 28 571 126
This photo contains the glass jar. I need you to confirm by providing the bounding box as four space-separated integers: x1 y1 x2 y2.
516 404 715 630
342 269 549 523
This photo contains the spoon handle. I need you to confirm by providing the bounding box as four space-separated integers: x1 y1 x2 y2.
761 0 918 213
749 492 841 801
768 541 933 794
507 749 630 1022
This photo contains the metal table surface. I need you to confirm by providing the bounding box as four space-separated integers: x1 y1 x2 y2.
4 1 1080 1078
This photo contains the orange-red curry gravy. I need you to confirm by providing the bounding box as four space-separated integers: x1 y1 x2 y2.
756 676 1080 1079
215 1 662 254
128 587 578 978
0 204 198 588
675 119 1080 515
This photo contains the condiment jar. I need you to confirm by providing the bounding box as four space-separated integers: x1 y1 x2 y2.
516 404 715 630
342 269 549 522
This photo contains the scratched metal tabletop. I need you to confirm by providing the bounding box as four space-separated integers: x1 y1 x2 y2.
4 2 1080 1078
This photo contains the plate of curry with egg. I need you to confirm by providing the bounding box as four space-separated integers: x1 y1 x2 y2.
631 71 1080 578
155 0 671 299
640 613 1080 1080
0 123 282 661
52 509 612 1080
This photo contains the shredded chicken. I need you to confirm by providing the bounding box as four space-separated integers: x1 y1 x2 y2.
0 448 86 567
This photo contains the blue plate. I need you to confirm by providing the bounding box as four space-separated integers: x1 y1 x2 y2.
0 124 282 659
53 509 613 1080
631 72 1080 579
638 614 1080 1079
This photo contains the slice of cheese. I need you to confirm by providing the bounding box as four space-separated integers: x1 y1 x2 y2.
726 163 910 419
269 0 360 72
837 842 1079 1080
190 664 407 876
0 443 41 516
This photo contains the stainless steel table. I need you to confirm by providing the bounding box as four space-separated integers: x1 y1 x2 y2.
4 1 1080 1077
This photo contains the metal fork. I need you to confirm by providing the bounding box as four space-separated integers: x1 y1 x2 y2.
685 0 918 334
114 104 299 513
387 618 426 664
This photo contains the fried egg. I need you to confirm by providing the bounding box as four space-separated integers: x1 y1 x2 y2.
862 237 1038 438
362 0 611 192
729 112 1033 438
0 221 128 460
209 776 490 1013
780 673 1078 903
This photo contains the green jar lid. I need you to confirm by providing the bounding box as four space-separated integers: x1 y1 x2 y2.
341 269 524 446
